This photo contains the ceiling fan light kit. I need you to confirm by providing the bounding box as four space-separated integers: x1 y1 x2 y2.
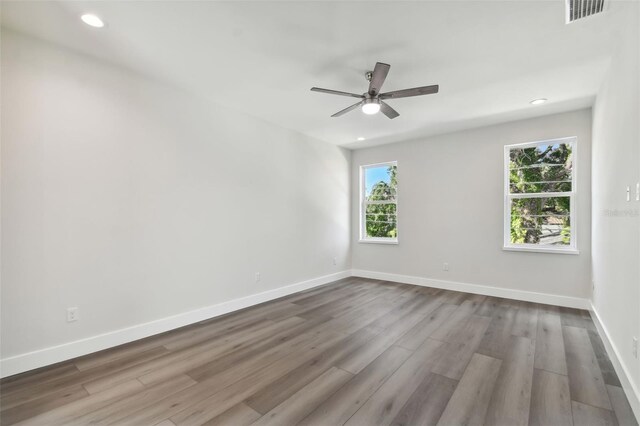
311 62 439 119
362 98 381 115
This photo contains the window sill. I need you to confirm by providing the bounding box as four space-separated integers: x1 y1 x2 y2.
503 245 579 255
359 238 398 245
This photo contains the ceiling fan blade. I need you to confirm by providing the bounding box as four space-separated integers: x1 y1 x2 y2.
379 84 439 100
311 87 364 99
331 100 364 117
368 62 391 96
380 101 400 119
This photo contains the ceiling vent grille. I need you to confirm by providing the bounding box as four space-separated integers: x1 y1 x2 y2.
566 0 605 23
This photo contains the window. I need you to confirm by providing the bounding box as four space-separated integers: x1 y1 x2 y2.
504 137 577 253
360 162 398 243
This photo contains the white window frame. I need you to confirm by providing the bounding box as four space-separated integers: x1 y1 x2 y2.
503 137 578 254
359 161 398 244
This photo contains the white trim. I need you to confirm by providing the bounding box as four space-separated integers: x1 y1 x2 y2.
351 269 590 309
359 238 398 245
590 303 640 422
0 270 350 378
506 136 578 149
503 245 580 255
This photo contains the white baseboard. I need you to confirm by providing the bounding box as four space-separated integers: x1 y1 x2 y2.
590 304 640 422
0 268 595 378
351 269 591 309
0 270 350 378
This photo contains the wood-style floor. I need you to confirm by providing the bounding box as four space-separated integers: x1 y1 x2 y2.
1 278 637 426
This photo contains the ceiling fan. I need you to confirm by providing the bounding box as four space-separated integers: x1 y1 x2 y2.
310 62 439 119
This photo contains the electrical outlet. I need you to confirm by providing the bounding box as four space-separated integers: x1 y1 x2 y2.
626 186 630 202
443 262 449 271
332 257 337 266
67 307 79 322
255 272 261 283
633 337 638 359
636 182 639 201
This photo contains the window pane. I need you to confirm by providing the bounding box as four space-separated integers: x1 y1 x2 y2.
510 197 571 245
509 181 572 193
365 203 397 238
509 144 573 194
365 165 397 201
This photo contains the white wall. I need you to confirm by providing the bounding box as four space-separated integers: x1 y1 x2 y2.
591 0 640 415
351 109 592 301
0 30 351 366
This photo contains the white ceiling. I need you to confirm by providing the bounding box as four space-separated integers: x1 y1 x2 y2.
1 1 629 148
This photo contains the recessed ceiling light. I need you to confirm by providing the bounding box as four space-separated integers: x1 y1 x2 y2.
530 98 547 105
81 14 105 28
357 137 366 141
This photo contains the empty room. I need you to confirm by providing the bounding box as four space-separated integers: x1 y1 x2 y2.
1 0 639 425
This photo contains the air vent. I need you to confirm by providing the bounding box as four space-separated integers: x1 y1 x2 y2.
566 0 605 23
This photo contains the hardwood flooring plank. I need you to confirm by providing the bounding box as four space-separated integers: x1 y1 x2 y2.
430 315 492 380
321 293 411 335
84 316 303 394
536 303 560 314
511 302 538 339
290 282 370 308
336 299 440 375
0 363 78 396
475 296 504 317
72 375 196 425
0 383 89 426
201 403 261 426
534 310 568 375
297 286 388 319
484 336 535 426
132 331 347 426
563 325 612 410
607 385 638 426
571 401 618 426
365 294 439 331
439 290 469 306
436 353 502 426
560 307 596 331
476 306 518 359
589 329 622 387
344 339 445 426
164 308 295 351
529 369 573 426
389 373 457 426
139 316 316 386
395 304 457 350
244 327 377 414
162 317 275 352
299 346 412 426
1 345 169 410
430 300 482 341
250 367 352 426
11 379 144 426
185 315 338 383
74 341 171 372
